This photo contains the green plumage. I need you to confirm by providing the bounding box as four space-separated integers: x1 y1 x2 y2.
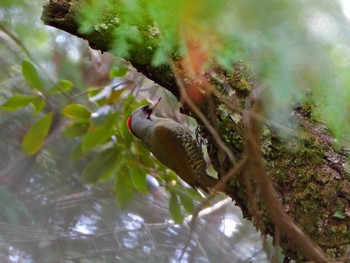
147 119 218 191
128 100 224 192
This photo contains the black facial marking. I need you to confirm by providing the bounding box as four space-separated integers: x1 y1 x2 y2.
141 106 153 119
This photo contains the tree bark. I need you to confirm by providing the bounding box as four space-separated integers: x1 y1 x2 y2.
42 0 350 261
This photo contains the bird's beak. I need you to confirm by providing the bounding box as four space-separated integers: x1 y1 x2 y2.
149 97 161 110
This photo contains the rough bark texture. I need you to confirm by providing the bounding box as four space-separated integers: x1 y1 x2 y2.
42 0 350 261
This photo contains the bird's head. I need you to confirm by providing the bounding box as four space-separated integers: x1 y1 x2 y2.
126 97 161 139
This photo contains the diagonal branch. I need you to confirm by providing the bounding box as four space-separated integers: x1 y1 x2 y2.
243 97 331 263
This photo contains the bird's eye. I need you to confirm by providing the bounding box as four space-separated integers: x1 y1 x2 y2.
141 106 152 118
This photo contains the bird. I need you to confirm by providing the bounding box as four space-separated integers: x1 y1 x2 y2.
126 97 226 193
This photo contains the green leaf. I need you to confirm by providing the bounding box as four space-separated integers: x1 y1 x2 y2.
62 104 90 120
82 113 117 153
1 95 45 113
1 95 34 111
81 148 117 183
130 167 148 193
48 79 74 94
30 97 46 113
22 60 43 91
169 192 184 224
62 123 89 138
109 66 128 78
177 191 195 214
114 169 133 208
21 112 53 155
82 126 110 153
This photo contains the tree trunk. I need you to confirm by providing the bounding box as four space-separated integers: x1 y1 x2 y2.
41 1 350 261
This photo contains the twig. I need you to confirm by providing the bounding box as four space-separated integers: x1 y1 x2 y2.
243 95 331 263
170 61 236 164
208 85 297 137
207 68 296 135
212 157 246 193
272 227 280 263
242 159 265 234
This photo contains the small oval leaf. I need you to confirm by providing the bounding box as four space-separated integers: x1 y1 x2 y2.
177 191 195 214
169 192 184 224
1 95 34 111
114 169 133 209
130 168 148 193
82 113 117 153
22 60 43 91
62 104 91 120
21 112 53 155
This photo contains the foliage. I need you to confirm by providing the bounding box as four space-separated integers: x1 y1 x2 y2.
0 2 218 261
21 112 53 155
78 0 350 142
0 53 199 222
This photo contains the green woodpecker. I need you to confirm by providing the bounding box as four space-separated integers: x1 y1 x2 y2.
126 98 223 192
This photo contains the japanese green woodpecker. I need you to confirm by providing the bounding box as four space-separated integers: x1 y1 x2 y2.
126 98 225 192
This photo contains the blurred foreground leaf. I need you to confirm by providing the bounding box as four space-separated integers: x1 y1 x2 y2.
21 112 53 155
62 104 90 120
177 190 195 214
22 60 44 91
1 94 34 111
114 169 133 208
1 95 46 113
131 167 148 193
169 192 184 224
82 113 118 153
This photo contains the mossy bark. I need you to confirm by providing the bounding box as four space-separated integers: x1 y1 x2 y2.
42 0 350 260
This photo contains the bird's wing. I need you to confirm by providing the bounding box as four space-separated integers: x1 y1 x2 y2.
151 121 200 186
